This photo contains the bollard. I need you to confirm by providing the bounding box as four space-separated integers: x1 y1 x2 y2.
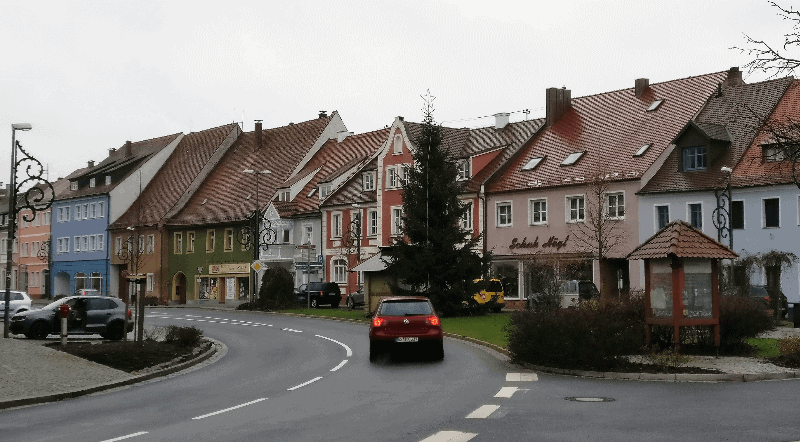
59 303 70 345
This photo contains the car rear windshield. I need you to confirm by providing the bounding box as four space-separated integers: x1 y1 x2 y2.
379 300 433 316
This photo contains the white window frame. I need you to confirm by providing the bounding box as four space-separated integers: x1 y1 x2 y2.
605 191 625 219
174 232 183 254
368 209 378 236
331 212 343 238
89 177 96 188
97 234 104 251
687 201 704 230
654 204 670 232
363 172 375 191
70 181 77 191
147 234 155 254
457 160 470 181
391 206 403 236
387 166 397 189
460 201 473 230
105 175 111 185
496 201 512 227
146 273 154 292
206 230 215 252
98 202 104 218
303 225 313 245
393 134 403 155
75 204 82 221
58 237 69 254
89 235 96 252
529 198 547 225
762 196 780 228
188 231 195 253
74 236 81 252
566 195 585 223
224 228 234 251
333 258 347 283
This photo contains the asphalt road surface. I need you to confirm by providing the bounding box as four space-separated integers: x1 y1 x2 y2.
2 308 800 441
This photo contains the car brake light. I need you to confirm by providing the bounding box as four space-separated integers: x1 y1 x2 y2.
372 317 386 327
426 316 440 326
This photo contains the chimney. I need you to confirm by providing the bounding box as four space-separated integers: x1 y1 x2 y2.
337 130 354 143
108 148 116 158
722 67 744 88
318 110 327 119
398 116 404 121
494 112 510 130
88 160 95 168
545 87 572 127
635 78 649 98
255 120 263 150
123 140 132 157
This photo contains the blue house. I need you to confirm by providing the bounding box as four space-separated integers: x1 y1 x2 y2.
51 134 183 297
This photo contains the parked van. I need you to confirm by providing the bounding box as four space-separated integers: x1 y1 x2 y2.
468 279 505 313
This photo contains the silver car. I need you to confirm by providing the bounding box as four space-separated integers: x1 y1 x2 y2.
10 296 131 340
0 290 32 317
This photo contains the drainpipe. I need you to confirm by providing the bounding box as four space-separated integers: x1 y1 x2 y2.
480 185 488 278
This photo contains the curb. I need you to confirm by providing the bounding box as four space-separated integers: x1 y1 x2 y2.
0 338 223 410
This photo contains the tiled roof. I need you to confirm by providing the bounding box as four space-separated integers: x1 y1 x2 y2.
322 156 380 207
639 76 794 194
58 133 182 200
109 124 240 229
165 115 335 226
730 80 800 188
627 220 738 260
488 71 729 193
277 128 388 217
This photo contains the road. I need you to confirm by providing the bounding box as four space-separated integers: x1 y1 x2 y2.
2 308 800 441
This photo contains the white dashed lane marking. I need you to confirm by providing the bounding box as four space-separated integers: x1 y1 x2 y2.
315 334 353 357
419 431 477 442
191 398 268 420
506 372 538 382
466 405 500 419
99 432 149 442
287 377 323 391
330 360 348 371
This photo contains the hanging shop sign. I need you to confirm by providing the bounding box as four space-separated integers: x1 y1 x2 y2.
508 235 569 251
209 263 250 275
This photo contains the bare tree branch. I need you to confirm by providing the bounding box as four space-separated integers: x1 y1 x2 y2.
733 1 800 78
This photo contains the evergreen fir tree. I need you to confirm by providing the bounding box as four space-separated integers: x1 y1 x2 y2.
385 92 489 316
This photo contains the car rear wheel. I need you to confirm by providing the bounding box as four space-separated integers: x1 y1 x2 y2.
432 341 444 360
28 321 50 340
331 300 340 309
369 341 379 362
106 321 125 341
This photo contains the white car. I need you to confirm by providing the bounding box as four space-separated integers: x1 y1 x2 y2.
0 291 32 318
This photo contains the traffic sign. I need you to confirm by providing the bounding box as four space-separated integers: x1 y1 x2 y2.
317 254 324 263
251 261 265 272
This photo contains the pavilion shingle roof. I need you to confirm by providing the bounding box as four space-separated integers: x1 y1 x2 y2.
639 76 794 194
110 123 241 229
165 115 335 226
488 71 729 194
627 220 738 260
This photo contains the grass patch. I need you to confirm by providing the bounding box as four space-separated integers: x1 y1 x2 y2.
440 314 510 348
746 337 780 358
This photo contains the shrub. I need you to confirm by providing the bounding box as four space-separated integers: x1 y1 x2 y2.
164 325 203 348
647 348 691 367
257 267 295 310
235 302 252 310
778 335 800 356
505 297 645 371
719 295 774 350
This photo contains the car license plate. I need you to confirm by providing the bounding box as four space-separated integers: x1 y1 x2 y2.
396 337 418 343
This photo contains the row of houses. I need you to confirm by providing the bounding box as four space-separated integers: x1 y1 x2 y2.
4 66 800 308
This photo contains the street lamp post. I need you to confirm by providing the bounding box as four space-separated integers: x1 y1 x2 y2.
238 169 273 304
5 123 54 338
348 204 362 291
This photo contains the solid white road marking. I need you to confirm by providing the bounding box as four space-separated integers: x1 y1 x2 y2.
506 372 538 382
418 430 478 442
466 405 500 419
191 398 268 420
282 328 302 333
207 320 217 323
330 360 348 371
315 334 353 357
185 314 202 317
99 432 149 442
287 377 323 391
494 387 519 398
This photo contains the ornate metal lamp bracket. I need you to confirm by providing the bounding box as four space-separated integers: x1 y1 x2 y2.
713 184 733 249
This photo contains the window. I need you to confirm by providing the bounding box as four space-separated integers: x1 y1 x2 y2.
105 175 111 185
634 143 652 157
89 236 96 251
70 181 77 191
147 235 155 254
391 207 403 235
393 134 403 154
303 225 313 244
731 200 744 230
689 203 703 229
402 166 409 184
333 259 347 283
20 242 28 258
457 160 470 181
606 192 625 218
206 230 215 252
460 201 473 230
522 156 544 171
89 178 96 188
33 213 40 227
137 235 144 253
282 229 290 243
98 202 104 218
75 204 82 221
387 167 397 188
58 238 69 254
224 228 234 251
44 211 51 226
332 213 342 238
187 232 195 253
74 236 81 252
764 198 780 228
763 144 799 162
368 210 378 236
529 199 547 225
97 234 104 251
683 146 707 171
174 232 183 254
561 152 584 166
320 185 331 198
496 202 512 227
116 236 123 254
363 172 375 191
83 204 89 219
647 99 664 111
146 274 154 292
567 196 585 222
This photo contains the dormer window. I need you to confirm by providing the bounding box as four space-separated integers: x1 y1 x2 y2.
522 156 544 171
682 146 707 171
561 152 584 166
89 178 96 188
281 191 290 201
647 99 664 112
70 181 78 191
393 134 403 154
763 144 799 162
105 175 111 185
634 143 652 157
320 185 331 198
457 160 470 181
363 172 375 191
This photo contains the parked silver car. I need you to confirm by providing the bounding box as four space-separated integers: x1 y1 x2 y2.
346 288 365 310
10 296 131 340
0 290 32 317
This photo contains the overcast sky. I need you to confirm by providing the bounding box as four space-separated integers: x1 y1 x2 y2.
0 0 789 184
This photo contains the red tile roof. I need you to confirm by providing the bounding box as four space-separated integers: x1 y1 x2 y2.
110 123 241 229
730 80 800 188
322 156 380 207
627 220 738 260
165 115 336 226
639 77 794 194
488 71 729 194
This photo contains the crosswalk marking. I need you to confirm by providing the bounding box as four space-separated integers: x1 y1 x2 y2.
506 372 537 382
466 404 500 419
419 431 477 442
494 387 519 398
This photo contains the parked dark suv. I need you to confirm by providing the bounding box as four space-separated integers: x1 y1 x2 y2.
294 282 342 308
10 296 131 340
